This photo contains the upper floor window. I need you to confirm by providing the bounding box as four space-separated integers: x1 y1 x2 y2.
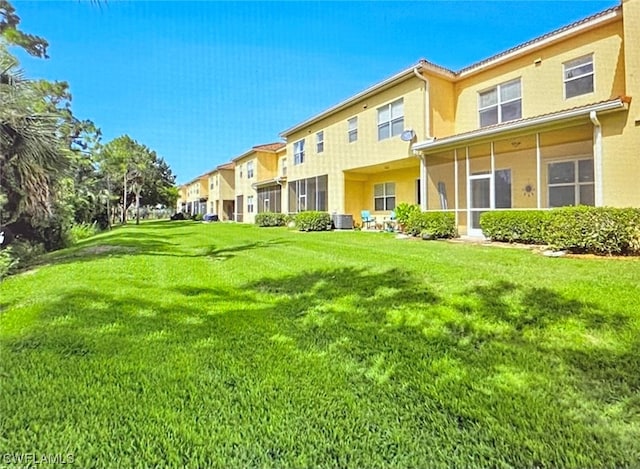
479 79 521 128
294 139 305 165
377 99 404 140
374 182 396 210
281 158 287 176
239 164 243 179
247 161 254 179
564 55 594 99
348 117 358 143
316 131 324 153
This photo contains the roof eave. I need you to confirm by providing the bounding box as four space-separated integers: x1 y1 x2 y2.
457 7 622 80
280 61 455 138
413 98 629 153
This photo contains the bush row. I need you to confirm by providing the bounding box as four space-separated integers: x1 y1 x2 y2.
480 207 640 255
406 211 457 239
294 211 332 231
255 212 288 227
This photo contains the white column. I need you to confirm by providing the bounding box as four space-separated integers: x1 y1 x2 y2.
536 133 542 209
490 141 495 210
454 149 459 227
591 112 604 206
420 154 428 211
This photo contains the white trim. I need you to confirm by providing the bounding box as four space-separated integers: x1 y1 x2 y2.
536 133 542 209
413 98 627 152
458 8 620 79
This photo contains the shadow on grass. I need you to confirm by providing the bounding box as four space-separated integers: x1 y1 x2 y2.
3 266 638 467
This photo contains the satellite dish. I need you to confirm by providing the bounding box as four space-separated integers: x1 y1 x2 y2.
400 129 415 141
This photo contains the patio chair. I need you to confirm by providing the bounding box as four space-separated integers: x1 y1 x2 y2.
361 210 376 229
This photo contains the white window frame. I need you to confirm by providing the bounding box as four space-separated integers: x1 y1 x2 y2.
547 157 594 207
478 79 522 128
348 117 358 143
563 54 594 100
294 139 305 165
377 99 404 141
316 131 324 153
281 158 287 176
247 195 255 213
374 182 396 211
247 160 254 179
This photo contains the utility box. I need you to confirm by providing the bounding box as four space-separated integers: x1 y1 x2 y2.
332 214 353 230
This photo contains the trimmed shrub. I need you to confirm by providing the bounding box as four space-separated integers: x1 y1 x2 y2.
255 212 287 227
481 207 640 255
406 211 456 238
395 202 420 229
545 206 640 255
480 210 549 244
192 213 204 222
294 211 332 231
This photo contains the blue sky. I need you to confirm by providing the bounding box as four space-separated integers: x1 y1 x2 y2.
13 1 617 184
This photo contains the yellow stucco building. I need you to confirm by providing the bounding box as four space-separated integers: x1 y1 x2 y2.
275 0 639 235
177 1 638 235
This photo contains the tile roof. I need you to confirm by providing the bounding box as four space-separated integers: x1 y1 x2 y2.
457 5 621 76
252 142 285 152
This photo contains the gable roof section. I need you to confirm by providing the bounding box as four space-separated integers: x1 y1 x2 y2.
279 4 622 138
458 5 621 78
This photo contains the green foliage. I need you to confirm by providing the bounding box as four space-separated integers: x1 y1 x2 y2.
405 211 456 238
481 207 640 255
394 202 420 227
255 212 287 227
68 222 99 245
545 206 640 255
480 210 549 244
294 211 332 231
192 213 203 222
0 247 17 280
0 0 49 58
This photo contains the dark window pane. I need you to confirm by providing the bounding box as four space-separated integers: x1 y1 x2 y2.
391 118 404 137
480 107 498 127
566 75 594 98
374 198 385 211
549 186 575 207
495 169 512 209
378 123 390 140
501 100 522 122
579 184 595 206
386 197 396 211
549 162 575 184
578 159 594 182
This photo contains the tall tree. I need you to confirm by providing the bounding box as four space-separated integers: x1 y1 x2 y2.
0 0 48 58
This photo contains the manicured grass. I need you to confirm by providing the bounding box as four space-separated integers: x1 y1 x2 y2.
1 221 640 468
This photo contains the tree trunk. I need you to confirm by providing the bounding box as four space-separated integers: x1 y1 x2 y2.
122 173 127 224
135 191 141 225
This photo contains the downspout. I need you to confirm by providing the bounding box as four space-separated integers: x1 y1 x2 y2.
589 110 603 206
413 65 432 211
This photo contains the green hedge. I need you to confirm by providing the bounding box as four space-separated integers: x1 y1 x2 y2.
294 211 332 231
394 202 421 226
479 210 549 244
406 211 456 238
255 212 287 227
480 207 640 255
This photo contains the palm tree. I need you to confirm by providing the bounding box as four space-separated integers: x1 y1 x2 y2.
0 47 66 226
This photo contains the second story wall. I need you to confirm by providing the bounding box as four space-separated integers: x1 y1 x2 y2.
284 76 430 184
453 15 625 135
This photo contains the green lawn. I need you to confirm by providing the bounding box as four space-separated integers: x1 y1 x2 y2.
1 221 640 468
